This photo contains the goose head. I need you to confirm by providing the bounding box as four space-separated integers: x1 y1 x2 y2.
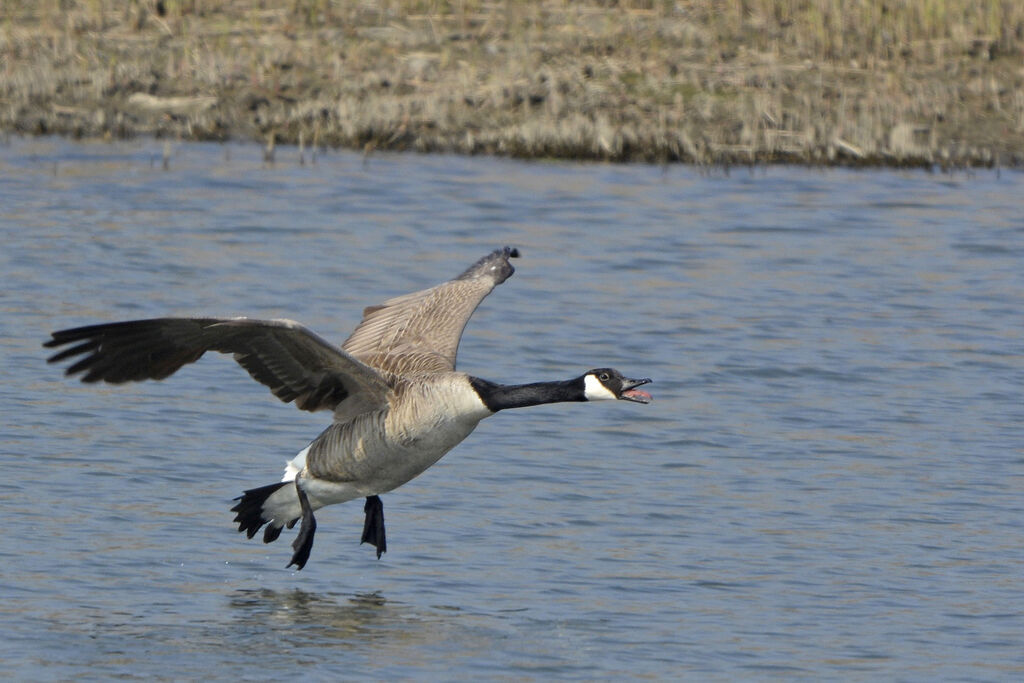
583 368 653 404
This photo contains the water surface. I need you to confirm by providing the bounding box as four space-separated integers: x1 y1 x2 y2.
1 138 1022 678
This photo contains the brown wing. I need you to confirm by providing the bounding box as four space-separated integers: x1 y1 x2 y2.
342 246 519 375
44 317 390 414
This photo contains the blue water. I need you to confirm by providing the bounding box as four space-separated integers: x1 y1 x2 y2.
1 137 1022 679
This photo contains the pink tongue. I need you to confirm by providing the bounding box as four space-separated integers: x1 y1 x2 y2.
623 389 652 400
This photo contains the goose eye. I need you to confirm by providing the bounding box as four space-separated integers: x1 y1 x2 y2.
598 372 610 382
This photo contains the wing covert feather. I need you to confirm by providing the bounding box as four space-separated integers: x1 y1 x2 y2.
342 247 518 374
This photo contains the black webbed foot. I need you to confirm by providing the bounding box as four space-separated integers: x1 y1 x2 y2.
287 481 317 570
360 495 387 559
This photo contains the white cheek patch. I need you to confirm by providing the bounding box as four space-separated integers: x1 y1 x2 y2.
584 374 617 401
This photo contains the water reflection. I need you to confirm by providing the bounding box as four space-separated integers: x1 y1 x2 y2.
230 589 393 634
227 589 456 652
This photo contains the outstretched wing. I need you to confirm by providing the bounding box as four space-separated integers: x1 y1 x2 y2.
342 246 519 375
44 317 390 414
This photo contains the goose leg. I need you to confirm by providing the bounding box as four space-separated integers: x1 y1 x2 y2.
360 495 387 559
287 480 317 570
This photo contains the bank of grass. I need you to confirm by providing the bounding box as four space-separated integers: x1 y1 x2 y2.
2 0 1022 167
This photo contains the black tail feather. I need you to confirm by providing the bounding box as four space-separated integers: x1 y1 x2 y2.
263 524 284 543
230 482 289 540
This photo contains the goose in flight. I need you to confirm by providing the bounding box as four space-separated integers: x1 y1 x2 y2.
45 247 652 569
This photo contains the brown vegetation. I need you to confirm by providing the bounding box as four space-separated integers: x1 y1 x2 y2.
2 0 1023 167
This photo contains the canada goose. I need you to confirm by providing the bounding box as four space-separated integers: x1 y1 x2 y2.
44 247 652 569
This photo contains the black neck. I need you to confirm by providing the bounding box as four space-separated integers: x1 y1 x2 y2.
469 376 586 413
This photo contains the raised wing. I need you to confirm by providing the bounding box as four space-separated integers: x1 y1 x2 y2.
45 317 390 414
342 246 519 375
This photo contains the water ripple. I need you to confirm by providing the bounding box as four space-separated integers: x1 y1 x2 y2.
1 138 1022 678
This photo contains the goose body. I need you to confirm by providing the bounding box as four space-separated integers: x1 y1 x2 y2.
45 247 652 569
267 375 491 520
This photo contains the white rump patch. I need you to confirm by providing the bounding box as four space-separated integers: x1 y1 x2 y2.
583 374 617 401
282 444 310 482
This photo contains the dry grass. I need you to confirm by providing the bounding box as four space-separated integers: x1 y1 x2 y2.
2 0 1022 167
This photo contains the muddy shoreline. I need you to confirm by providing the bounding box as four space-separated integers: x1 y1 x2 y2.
3 1 1023 167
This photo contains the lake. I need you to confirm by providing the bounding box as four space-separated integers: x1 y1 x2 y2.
1 136 1022 679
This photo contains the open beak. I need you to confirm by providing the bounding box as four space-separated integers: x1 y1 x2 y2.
619 377 653 404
